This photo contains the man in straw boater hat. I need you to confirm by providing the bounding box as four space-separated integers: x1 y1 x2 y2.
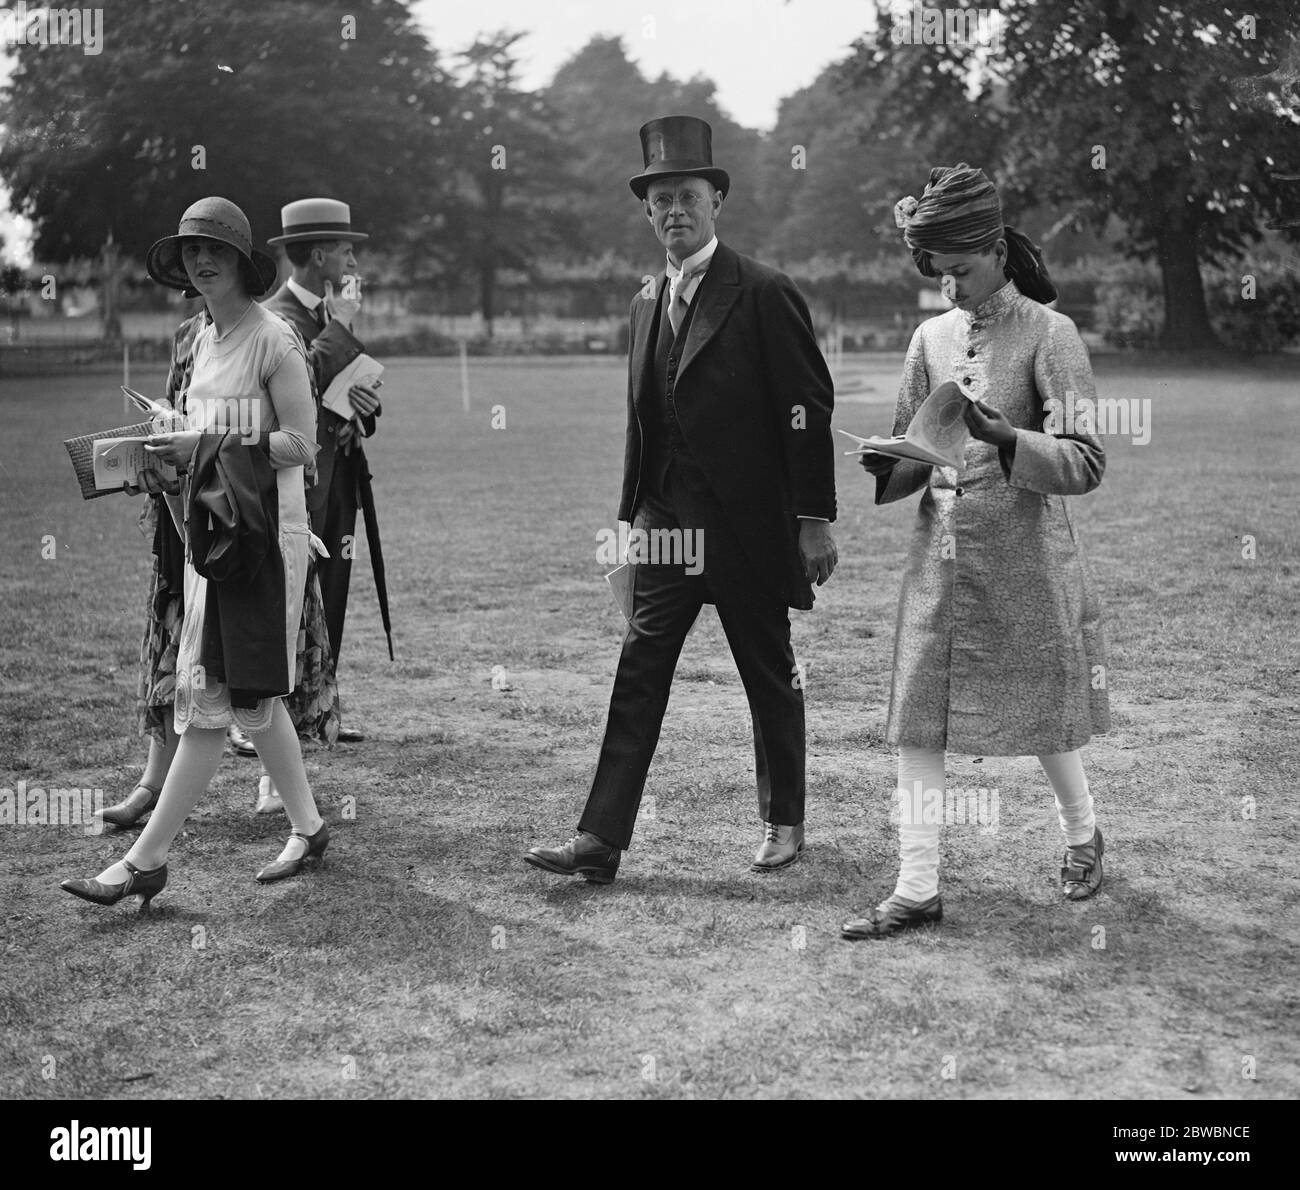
525 116 839 885
262 198 386 749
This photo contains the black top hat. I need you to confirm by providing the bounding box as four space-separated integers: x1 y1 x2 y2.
146 197 279 298
629 116 731 200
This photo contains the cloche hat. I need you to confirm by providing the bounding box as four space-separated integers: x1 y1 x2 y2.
146 196 279 297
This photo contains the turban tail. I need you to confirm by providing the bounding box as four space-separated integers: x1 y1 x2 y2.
896 163 1058 305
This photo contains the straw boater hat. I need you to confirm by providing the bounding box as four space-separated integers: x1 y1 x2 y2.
267 198 368 246
145 196 280 297
629 116 730 200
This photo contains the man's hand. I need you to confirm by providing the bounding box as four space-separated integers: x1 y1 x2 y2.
323 277 362 328
347 383 380 419
799 519 838 586
964 398 1017 447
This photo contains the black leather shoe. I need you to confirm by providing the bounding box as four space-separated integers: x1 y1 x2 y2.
1061 828 1104 900
336 727 365 744
841 893 942 940
524 832 621 884
751 822 804 872
61 860 168 910
255 823 330 883
100 783 160 828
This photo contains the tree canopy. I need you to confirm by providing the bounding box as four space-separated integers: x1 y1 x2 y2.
4 1 1297 348
838 0 1300 348
0 0 452 261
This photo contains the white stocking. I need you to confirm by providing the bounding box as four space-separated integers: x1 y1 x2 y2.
111 725 226 877
249 699 322 856
893 746 944 902
1037 749 1096 846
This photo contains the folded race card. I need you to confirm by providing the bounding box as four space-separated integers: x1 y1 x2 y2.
839 380 975 469
321 353 384 420
605 564 634 627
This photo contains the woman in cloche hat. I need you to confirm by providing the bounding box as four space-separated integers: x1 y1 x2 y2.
61 197 331 910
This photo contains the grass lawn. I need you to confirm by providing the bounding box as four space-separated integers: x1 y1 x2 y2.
1 352 1297 1100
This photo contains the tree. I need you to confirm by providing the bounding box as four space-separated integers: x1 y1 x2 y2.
439 31 573 335
543 36 766 281
839 0 1300 349
541 36 657 271
0 0 454 336
758 63 934 315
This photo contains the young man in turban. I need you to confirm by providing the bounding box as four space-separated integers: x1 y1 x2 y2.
842 164 1111 939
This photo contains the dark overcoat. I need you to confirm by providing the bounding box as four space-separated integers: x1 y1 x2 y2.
619 242 836 610
261 283 373 515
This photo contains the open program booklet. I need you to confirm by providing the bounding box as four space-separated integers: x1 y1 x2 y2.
839 379 975 469
91 437 177 492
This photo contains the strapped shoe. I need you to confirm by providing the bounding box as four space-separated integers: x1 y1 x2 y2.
841 893 943 940
1061 827 1104 901
61 860 168 911
524 831 621 884
100 782 160 829
751 822 804 872
255 823 330 883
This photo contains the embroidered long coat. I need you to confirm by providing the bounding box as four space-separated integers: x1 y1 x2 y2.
874 281 1110 755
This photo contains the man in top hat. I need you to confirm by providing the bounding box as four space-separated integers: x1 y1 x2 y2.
263 197 380 745
525 116 838 884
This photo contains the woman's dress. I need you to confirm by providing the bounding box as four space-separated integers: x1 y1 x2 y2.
171 302 317 734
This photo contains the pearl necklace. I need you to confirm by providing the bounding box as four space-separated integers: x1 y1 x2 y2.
212 300 255 343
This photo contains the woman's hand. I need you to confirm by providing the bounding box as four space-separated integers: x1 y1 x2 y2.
125 469 181 497
858 450 897 476
963 399 1017 447
144 430 201 469
150 408 185 434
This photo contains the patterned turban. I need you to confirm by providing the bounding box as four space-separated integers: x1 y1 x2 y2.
894 163 1058 304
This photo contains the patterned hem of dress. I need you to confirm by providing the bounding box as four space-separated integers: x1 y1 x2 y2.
174 696 278 736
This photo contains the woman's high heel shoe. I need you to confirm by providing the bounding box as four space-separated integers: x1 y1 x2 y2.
100 783 161 828
255 822 330 883
60 860 168 910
